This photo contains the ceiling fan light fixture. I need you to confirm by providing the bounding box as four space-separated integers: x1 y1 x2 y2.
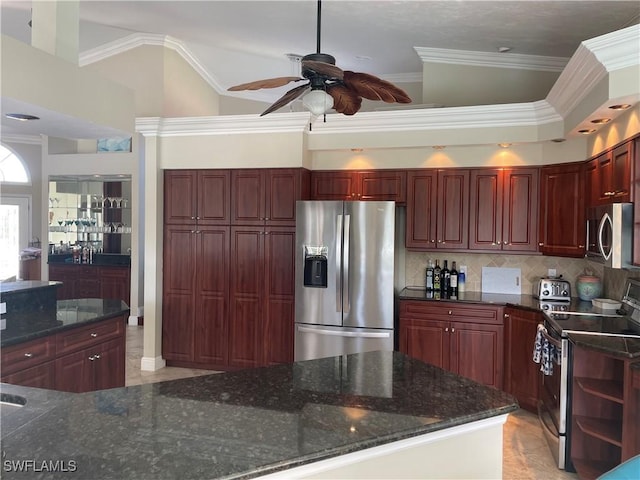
303 89 334 115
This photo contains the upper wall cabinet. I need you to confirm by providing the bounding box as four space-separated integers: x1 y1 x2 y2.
469 168 539 252
164 170 231 226
539 162 585 257
310 170 407 204
406 169 469 250
586 139 634 208
231 169 310 226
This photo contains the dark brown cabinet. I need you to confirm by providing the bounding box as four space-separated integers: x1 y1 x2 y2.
231 168 309 226
49 264 131 304
539 162 586 257
406 169 469 250
162 225 230 367
164 169 231 225
585 139 633 208
634 137 640 266
504 306 542 413
399 300 504 389
163 168 306 370
310 170 406 203
469 168 539 252
1 315 125 393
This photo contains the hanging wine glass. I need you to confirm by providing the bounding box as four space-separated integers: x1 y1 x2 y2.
106 196 114 209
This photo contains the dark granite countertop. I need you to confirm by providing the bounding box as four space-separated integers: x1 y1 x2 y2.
0 298 130 348
0 350 518 480
0 280 61 295
399 287 640 359
48 253 131 266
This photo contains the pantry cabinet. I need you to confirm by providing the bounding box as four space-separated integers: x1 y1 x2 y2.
406 169 469 250
162 168 307 370
504 306 542 413
310 170 406 203
399 300 504 389
469 168 539 252
538 162 586 257
164 169 231 225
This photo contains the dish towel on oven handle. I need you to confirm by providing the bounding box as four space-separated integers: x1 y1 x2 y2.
533 323 560 375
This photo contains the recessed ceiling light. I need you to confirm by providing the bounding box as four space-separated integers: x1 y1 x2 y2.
590 118 611 124
498 143 511 148
498 47 512 53
608 104 632 110
5 113 40 121
432 145 445 150
551 138 566 143
350 148 363 152
578 129 596 134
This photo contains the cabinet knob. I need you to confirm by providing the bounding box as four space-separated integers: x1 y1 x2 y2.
264 217 269 221
90 333 98 338
88 355 96 361
430 240 436 243
538 242 544 247
451 327 455 333
196 216 200 220
578 244 585 248
445 327 449 332
195 230 201 234
191 216 196 220
24 352 33 358
504 313 510 319
448 310 452 315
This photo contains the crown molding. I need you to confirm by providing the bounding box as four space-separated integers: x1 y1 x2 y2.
79 33 226 93
306 101 562 134
414 46 568 72
380 72 423 84
583 24 640 72
136 112 312 137
0 134 42 145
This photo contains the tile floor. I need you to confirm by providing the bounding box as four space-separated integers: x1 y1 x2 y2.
125 325 578 479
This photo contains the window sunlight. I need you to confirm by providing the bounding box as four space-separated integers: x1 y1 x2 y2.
0 144 30 184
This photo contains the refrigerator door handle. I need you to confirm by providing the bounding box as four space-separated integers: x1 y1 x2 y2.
336 214 343 313
343 214 351 314
297 326 391 338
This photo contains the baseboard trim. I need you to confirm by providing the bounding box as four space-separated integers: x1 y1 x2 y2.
127 315 140 326
141 356 166 372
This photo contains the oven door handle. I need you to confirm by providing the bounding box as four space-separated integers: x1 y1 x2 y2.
539 324 562 349
537 400 560 437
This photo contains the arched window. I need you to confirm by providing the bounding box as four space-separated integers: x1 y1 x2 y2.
0 144 31 184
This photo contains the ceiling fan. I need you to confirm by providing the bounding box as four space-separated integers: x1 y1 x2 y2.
227 0 412 116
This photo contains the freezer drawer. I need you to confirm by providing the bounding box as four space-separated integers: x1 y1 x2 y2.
294 324 394 361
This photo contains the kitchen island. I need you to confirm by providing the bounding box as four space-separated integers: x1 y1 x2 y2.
0 350 518 479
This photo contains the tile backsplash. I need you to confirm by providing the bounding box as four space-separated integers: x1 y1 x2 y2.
403 251 635 298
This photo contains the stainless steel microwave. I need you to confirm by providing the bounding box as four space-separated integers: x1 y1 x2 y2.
585 203 634 268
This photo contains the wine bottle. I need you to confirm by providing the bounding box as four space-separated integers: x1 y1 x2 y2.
425 259 434 291
433 260 441 292
450 261 459 295
442 260 450 294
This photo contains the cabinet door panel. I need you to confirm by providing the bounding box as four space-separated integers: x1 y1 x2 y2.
452 322 503 389
437 170 469 249
164 170 196 224
231 170 264 225
310 171 354 200
399 320 449 370
406 171 438 249
469 169 501 250
100 267 131 304
264 228 296 297
263 298 294 365
1 362 56 390
503 168 538 252
91 338 125 391
55 349 91 393
612 142 632 201
229 296 262 368
585 159 600 208
195 227 230 365
359 170 407 203
198 170 231 225
539 163 585 257
265 169 299 225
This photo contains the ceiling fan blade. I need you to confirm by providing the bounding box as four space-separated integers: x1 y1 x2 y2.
228 77 305 91
260 83 311 116
327 84 362 115
342 71 412 104
302 60 344 80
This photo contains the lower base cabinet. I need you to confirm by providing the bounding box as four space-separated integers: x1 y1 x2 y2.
0 315 126 393
504 306 542 413
399 300 504 389
571 346 640 478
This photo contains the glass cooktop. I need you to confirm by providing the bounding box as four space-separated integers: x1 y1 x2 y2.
547 312 640 338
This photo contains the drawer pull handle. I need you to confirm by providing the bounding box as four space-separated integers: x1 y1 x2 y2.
24 352 33 358
88 354 101 361
90 333 98 338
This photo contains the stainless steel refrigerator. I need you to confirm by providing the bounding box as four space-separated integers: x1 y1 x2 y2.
294 200 395 361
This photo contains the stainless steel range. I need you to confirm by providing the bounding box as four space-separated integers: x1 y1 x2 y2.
536 278 640 471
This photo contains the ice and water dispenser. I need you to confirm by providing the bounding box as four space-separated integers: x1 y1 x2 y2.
303 246 328 288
